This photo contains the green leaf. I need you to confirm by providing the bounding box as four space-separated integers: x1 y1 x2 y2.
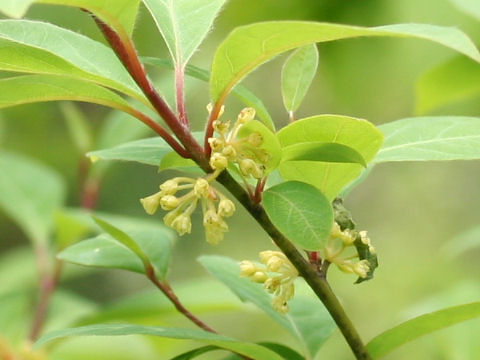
222 343 305 360
36 324 284 360
159 151 198 173
0 75 140 115
58 235 152 275
282 142 367 167
199 256 335 359
373 116 480 163
0 151 65 244
54 209 93 250
170 345 223 360
0 20 144 101
142 0 226 67
59 217 173 279
281 44 319 113
0 0 35 18
88 137 176 166
277 115 383 200
449 0 480 20
210 21 480 102
142 57 275 130
92 217 150 269
178 344 304 360
0 1 140 35
262 181 333 251
416 56 480 114
237 120 282 174
38 0 140 35
366 302 480 358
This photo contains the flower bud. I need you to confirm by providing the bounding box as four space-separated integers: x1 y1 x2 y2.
239 260 257 277
266 256 283 272
140 193 161 215
194 178 210 198
237 107 255 124
159 179 178 195
251 271 268 283
160 195 179 210
218 199 236 217
209 153 228 170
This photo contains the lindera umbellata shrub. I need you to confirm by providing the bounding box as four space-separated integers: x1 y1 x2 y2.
1 1 480 360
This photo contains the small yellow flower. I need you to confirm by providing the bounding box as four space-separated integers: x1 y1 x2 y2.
237 107 256 124
218 199 235 217
160 195 179 210
140 192 162 215
209 152 229 170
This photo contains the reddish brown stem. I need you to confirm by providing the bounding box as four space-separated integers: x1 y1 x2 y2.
145 266 216 333
175 65 189 126
93 16 207 167
128 108 190 158
29 260 63 342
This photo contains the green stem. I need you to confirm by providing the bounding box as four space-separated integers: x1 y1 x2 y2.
216 171 372 360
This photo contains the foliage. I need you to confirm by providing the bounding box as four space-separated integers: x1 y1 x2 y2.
0 1 480 360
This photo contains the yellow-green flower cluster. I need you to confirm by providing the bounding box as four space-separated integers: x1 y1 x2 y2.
207 106 269 179
240 250 298 314
140 176 235 245
324 222 375 279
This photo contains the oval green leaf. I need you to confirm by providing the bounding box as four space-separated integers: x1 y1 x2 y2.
277 115 383 200
0 151 65 244
38 0 140 36
143 0 226 67
374 116 480 163
237 120 282 174
281 44 319 113
263 181 333 251
0 20 144 102
199 255 335 359
59 217 174 279
88 137 176 166
366 302 480 358
210 21 480 102
0 75 140 115
282 142 367 167
35 324 284 360
416 56 480 114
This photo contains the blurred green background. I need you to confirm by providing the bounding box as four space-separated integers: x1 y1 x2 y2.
1 0 480 359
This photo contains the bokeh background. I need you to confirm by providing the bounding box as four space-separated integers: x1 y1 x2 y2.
1 0 480 359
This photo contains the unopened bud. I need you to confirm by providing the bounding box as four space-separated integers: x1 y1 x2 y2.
251 271 268 283
209 152 228 170
160 195 179 210
239 260 257 277
159 179 178 195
